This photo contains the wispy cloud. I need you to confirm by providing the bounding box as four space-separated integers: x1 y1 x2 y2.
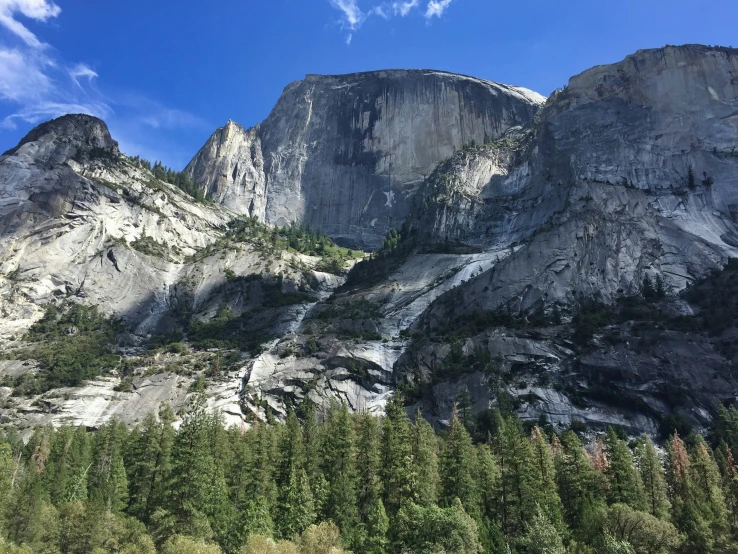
393 0 420 17
0 48 51 102
330 0 365 29
425 0 453 18
0 0 206 167
328 0 455 43
329 0 364 43
0 0 60 48
69 63 98 89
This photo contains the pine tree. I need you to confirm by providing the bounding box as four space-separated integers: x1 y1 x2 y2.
127 405 175 522
225 425 253 547
246 420 279 508
166 409 230 541
690 438 729 537
242 496 275 539
233 419 279 547
476 440 504 553
4 450 48 547
715 404 738 455
410 410 439 507
43 425 91 505
555 430 605 541
666 432 725 554
380 393 415 517
322 403 359 543
302 401 328 516
88 418 129 513
440 406 479 518
603 427 645 510
492 413 540 539
715 442 738 538
356 415 389 554
276 411 315 539
666 432 690 501
531 426 565 533
634 435 670 519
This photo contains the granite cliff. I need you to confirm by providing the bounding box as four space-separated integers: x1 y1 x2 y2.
185 70 545 250
1 45 738 438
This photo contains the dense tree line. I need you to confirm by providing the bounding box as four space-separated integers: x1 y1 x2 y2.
3 397 738 553
129 156 205 202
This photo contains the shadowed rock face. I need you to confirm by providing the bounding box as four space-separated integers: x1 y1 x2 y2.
186 70 545 250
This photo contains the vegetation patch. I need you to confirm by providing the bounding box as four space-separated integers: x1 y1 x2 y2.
342 227 416 288
131 233 170 259
1 302 123 394
129 156 207 202
189 217 361 275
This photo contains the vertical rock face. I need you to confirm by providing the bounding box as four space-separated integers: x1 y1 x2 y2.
185 121 266 218
186 70 545 249
549 45 738 208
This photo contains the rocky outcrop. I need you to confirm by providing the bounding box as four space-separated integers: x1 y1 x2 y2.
186 70 545 250
0 115 234 340
185 121 266 218
1 113 119 165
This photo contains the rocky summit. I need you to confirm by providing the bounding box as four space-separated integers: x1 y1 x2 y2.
1 44 738 437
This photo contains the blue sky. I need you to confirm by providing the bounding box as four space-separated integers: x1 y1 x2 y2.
0 0 736 169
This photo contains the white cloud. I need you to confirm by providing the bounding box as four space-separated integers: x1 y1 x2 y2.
0 43 112 130
369 5 389 19
2 100 111 129
329 0 365 31
425 0 453 18
139 108 206 131
0 0 60 48
392 0 419 16
0 0 206 167
69 63 98 88
328 0 454 42
0 48 52 102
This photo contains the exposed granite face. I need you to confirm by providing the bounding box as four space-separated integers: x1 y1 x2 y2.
185 121 266 218
0 114 344 432
186 70 545 250
398 321 738 436
0 115 235 341
412 45 738 317
3 47 738 437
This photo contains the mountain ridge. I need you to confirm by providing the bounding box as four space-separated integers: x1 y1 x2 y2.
0 44 737 436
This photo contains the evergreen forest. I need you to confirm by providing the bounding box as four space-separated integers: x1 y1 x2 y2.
3 395 738 554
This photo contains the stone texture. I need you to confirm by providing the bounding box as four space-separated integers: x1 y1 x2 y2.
3 46 738 437
414 45 738 316
186 70 545 250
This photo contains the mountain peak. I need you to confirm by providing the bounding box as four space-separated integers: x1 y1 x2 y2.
2 113 119 164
